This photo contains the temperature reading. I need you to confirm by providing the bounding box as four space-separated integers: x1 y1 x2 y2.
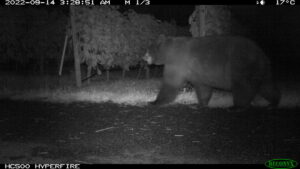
276 0 295 5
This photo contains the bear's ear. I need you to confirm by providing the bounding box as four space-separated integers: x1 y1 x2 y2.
157 34 166 45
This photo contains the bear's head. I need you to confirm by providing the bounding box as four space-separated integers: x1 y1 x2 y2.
143 34 168 65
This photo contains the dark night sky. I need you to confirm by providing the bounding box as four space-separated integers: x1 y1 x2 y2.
121 5 195 26
229 6 300 74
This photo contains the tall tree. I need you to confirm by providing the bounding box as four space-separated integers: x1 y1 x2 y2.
189 5 231 37
70 6 82 87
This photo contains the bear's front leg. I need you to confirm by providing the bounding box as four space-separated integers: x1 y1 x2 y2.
150 82 179 106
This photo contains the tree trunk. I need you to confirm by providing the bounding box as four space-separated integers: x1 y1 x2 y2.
199 5 207 37
154 66 161 77
189 6 207 37
15 62 18 73
39 55 44 75
87 65 92 84
145 66 150 79
70 6 81 87
137 66 142 79
106 69 110 81
122 69 126 79
59 33 68 76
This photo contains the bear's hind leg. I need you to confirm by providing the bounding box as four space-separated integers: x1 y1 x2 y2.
232 81 257 109
194 84 213 108
151 82 179 106
259 82 281 108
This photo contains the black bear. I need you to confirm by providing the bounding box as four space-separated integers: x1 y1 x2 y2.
143 35 281 109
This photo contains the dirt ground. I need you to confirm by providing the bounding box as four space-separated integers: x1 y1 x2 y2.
0 99 299 164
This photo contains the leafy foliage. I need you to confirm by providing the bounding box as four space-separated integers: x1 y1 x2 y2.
73 6 183 71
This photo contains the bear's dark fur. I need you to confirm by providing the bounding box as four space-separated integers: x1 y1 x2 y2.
143 35 281 108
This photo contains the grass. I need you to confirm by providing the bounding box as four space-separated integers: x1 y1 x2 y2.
0 72 300 108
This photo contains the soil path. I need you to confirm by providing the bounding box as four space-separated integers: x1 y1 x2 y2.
0 99 299 164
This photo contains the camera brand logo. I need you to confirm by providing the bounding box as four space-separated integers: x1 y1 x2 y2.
265 159 298 169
